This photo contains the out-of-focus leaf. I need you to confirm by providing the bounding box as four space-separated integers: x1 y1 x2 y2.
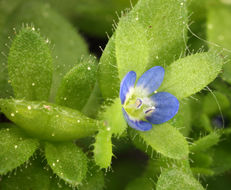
0 160 50 190
207 1 231 84
125 177 154 190
190 132 220 153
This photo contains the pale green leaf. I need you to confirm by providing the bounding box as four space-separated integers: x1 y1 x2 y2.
116 0 188 79
101 98 127 137
138 123 189 159
93 129 113 169
156 169 204 190
169 101 191 136
159 52 223 99
98 35 120 100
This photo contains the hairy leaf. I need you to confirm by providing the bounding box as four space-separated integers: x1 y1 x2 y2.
0 1 88 100
156 169 204 190
159 52 223 99
93 129 113 169
0 99 101 141
116 0 188 79
101 98 127 137
0 126 39 175
98 35 120 100
138 123 189 159
8 27 53 101
45 142 88 187
56 56 97 111
169 101 191 136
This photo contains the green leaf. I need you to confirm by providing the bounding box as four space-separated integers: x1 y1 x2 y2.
190 132 221 153
65 0 137 37
115 17 149 79
169 101 191 136
115 0 188 79
0 0 25 98
138 123 189 159
45 142 88 187
0 159 50 190
156 169 204 190
143 157 191 180
207 1 231 84
159 52 223 99
49 177 73 190
105 157 147 190
199 114 213 132
0 1 88 100
98 35 120 100
125 177 154 190
93 129 113 169
191 152 213 169
210 139 231 175
79 164 105 190
0 99 101 141
56 56 97 111
0 126 39 175
205 173 231 190
8 27 53 101
187 0 208 51
202 91 230 116
191 167 214 176
98 0 188 99
81 82 103 118
0 122 15 129
101 98 127 137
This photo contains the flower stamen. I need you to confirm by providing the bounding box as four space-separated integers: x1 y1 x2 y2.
145 107 155 115
135 98 142 109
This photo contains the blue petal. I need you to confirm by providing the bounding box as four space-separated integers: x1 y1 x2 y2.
136 66 165 95
122 108 152 131
120 71 136 104
146 92 179 124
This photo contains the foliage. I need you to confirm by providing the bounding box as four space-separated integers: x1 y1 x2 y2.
0 0 231 189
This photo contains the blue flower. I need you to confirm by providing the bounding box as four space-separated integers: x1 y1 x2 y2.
120 66 179 131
